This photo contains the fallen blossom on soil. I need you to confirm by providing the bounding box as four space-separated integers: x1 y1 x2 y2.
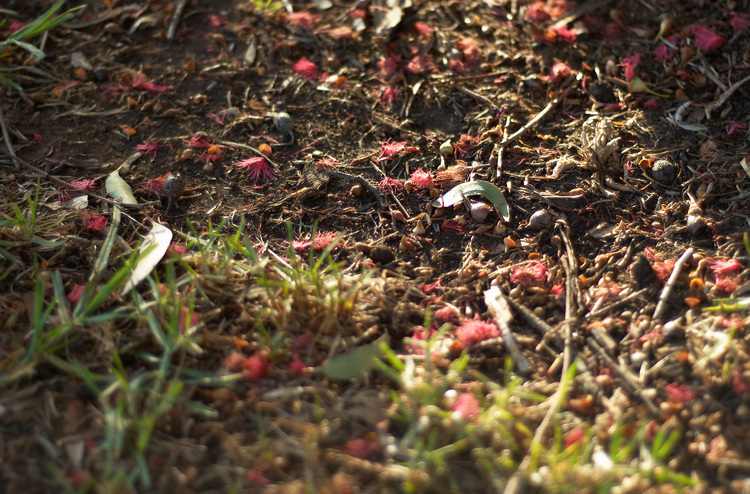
653 45 672 62
729 12 749 32
441 220 466 234
510 261 548 288
456 37 482 70
418 279 442 294
733 370 750 394
378 177 404 192
67 284 85 304
285 11 318 28
293 57 318 80
377 140 409 162
69 179 96 192
288 354 307 377
413 21 433 38
642 99 659 110
179 306 199 333
83 214 107 232
246 465 271 486
665 383 697 403
128 72 171 93
139 176 166 196
693 27 725 51
293 230 339 251
451 392 480 420
378 85 400 106
727 121 746 136
618 54 641 82
243 354 268 382
168 243 188 256
454 134 478 157
456 317 501 347
405 55 432 75
434 306 459 324
136 138 160 158
187 134 211 149
410 168 433 189
552 25 577 43
378 54 402 78
548 61 572 84
708 258 742 275
235 157 277 181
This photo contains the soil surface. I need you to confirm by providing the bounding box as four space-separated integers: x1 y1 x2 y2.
2 0 750 492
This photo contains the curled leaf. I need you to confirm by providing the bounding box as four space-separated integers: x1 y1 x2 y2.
120 221 173 294
433 180 510 222
105 170 137 205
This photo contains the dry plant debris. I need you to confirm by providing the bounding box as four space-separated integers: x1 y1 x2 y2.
2 0 750 492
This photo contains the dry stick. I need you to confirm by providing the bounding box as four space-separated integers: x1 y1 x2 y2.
454 84 500 110
167 0 189 40
652 247 694 323
485 286 531 374
0 105 20 169
504 223 578 494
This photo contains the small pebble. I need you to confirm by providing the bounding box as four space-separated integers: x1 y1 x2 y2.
651 159 677 185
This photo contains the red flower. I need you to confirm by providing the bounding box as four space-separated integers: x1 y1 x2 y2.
289 354 307 377
243 354 268 382
665 383 696 403
377 140 407 162
525 1 550 22
642 99 659 110
139 176 166 196
128 72 171 93
733 369 750 394
413 21 434 38
618 54 641 82
405 55 432 75
441 220 466 234
286 11 318 28
693 27 725 52
187 134 211 149
708 258 742 275
455 317 500 346
235 157 277 181
378 177 404 192
548 61 572 84
511 261 548 288
729 12 749 32
136 138 160 158
67 284 85 304
652 45 672 62
83 214 107 232
69 179 97 192
169 243 188 256
293 230 339 251
410 168 433 190
378 54 402 78
434 306 459 323
451 392 480 420
293 57 318 80
378 85 400 106
454 134 478 157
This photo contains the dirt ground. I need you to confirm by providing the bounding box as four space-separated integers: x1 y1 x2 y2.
2 0 750 492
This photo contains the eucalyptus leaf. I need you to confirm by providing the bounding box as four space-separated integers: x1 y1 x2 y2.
120 221 173 294
433 180 510 222
322 334 390 380
105 170 137 205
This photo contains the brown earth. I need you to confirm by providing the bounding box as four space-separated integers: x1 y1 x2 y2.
2 0 750 492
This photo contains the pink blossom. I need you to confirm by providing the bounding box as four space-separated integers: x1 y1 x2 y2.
286 11 317 28
434 306 459 324
643 99 659 110
454 134 478 157
553 25 577 43
69 179 96 192
378 85 400 106
83 214 107 232
187 134 211 149
136 138 160 158
378 177 404 192
410 168 433 190
456 317 500 347
208 15 227 29
714 275 739 294
457 38 482 69
292 57 318 80
548 61 572 84
128 72 171 93
441 220 466 234
451 392 480 420
665 383 696 403
293 231 339 251
289 355 307 377
378 54 402 78
652 45 672 62
511 261 548 288
246 465 271 486
729 12 749 32
413 21 433 38
243 354 268 382
223 351 245 372
727 121 746 136
418 279 442 294
67 284 85 304
693 27 725 52
139 176 166 196
179 306 198 332
525 2 550 23
235 157 277 181
618 54 641 82
709 258 742 275
169 243 188 256
377 140 407 162
733 370 750 394
405 55 432 75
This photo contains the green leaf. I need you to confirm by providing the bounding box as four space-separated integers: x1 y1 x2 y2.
105 170 138 205
433 180 510 222
10 40 45 59
322 334 390 380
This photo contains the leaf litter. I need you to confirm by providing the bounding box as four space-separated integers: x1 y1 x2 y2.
2 0 750 492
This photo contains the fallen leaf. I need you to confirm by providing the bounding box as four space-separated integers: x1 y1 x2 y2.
433 181 510 222
105 170 137 205
120 221 173 294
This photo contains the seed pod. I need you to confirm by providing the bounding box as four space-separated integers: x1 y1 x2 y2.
412 220 426 235
439 139 454 156
528 209 553 230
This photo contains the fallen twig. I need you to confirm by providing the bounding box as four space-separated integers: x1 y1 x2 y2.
167 0 189 40
0 105 20 170
484 286 531 374
652 247 693 323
